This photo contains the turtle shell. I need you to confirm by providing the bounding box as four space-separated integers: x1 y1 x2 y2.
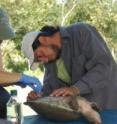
24 96 81 121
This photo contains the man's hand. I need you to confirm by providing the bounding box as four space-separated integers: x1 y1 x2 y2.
27 91 43 101
50 86 80 97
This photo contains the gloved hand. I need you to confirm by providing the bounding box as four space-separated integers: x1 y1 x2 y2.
18 74 42 93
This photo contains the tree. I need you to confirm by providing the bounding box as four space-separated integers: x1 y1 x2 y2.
0 0 116 76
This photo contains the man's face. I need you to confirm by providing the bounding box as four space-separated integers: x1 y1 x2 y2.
33 36 61 63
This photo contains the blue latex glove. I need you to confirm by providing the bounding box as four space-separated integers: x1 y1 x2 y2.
19 74 42 93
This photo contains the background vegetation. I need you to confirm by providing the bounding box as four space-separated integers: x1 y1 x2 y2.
0 0 117 78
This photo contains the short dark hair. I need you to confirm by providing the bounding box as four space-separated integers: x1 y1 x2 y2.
40 25 60 36
32 35 41 51
32 25 60 51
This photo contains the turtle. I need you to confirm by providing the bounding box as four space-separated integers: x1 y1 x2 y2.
24 95 101 124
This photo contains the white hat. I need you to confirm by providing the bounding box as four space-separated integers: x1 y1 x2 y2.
21 31 40 70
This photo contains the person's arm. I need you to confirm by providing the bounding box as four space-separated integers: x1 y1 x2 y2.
73 24 113 95
0 70 42 92
0 71 21 85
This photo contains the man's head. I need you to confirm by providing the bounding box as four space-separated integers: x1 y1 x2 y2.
22 26 62 70
0 8 15 42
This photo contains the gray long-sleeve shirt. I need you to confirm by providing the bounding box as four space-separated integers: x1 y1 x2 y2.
42 22 117 109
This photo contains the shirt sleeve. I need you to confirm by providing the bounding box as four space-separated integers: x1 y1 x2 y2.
73 24 113 95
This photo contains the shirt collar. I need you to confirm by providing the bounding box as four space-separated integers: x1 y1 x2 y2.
59 27 70 39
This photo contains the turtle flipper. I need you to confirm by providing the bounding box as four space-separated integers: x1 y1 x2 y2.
91 102 101 112
77 99 102 124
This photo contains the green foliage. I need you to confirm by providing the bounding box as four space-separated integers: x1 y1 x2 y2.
0 0 59 75
0 0 117 76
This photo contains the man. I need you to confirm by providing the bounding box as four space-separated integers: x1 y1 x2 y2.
0 8 42 119
22 23 117 110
